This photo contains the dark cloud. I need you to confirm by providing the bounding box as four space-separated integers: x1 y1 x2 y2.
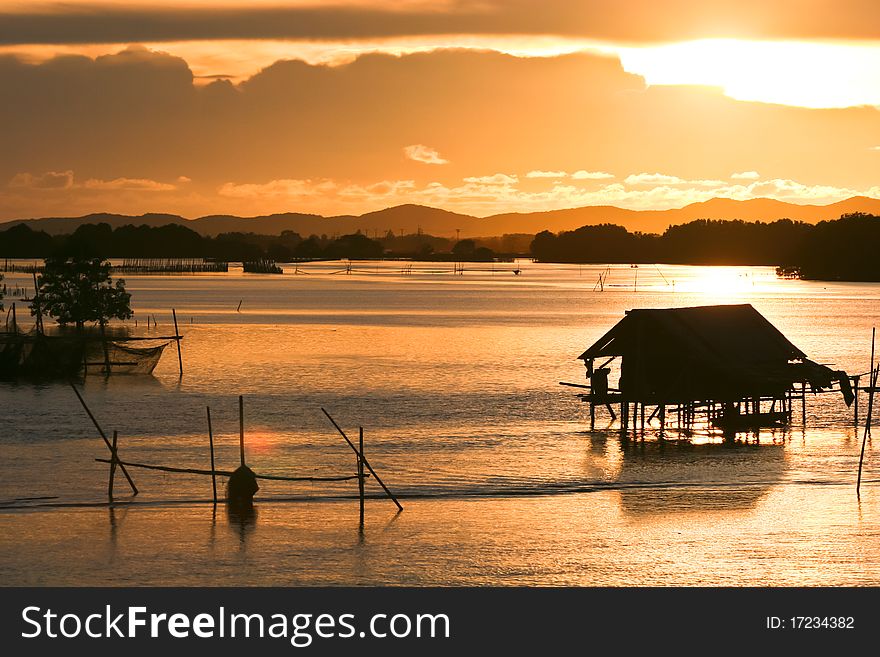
3 1 880 45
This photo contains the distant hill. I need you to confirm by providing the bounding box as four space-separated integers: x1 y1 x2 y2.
4 197 880 238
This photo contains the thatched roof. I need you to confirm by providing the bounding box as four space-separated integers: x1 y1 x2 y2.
579 304 805 365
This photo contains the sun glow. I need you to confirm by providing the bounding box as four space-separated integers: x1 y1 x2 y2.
674 266 763 298
618 39 880 109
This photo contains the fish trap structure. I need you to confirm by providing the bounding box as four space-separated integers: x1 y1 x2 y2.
242 259 283 274
0 304 184 379
73 388 401 525
562 304 854 437
114 258 228 274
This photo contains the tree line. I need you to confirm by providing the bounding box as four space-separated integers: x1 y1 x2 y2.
530 213 880 280
0 223 385 261
3 213 880 280
0 222 514 261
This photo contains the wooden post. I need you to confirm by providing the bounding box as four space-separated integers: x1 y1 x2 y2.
207 406 217 504
358 427 365 526
589 400 595 430
108 430 118 501
801 382 807 425
32 271 43 334
321 408 402 512
239 395 246 466
70 383 138 495
857 328 876 496
858 364 878 496
11 302 16 333
172 308 183 377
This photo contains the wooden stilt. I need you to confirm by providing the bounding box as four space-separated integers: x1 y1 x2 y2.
858 364 878 495
70 383 138 495
321 408 403 512
604 403 617 421
802 382 807 425
239 395 246 466
172 308 183 377
358 427 365 527
207 406 217 504
108 430 118 502
858 328 877 495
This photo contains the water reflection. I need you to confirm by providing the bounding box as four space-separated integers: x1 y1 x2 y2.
612 439 788 516
226 503 258 545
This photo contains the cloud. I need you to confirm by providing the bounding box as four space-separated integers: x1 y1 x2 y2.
571 170 614 180
624 172 685 186
5 1 880 45
462 173 518 185
731 170 760 180
83 177 177 191
2 47 880 220
526 170 568 178
9 170 74 190
218 178 337 199
207 172 878 217
403 144 448 164
9 170 179 193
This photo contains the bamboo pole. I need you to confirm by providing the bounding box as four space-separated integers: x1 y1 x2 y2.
239 395 246 466
321 408 403 511
358 426 365 526
207 406 217 504
70 383 138 495
857 364 877 496
857 328 876 495
801 382 807 425
108 430 118 502
31 271 43 334
172 308 183 377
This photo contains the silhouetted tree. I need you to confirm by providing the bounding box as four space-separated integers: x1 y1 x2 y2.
0 224 57 257
62 223 115 258
324 233 383 259
293 236 324 259
452 239 476 257
796 213 880 280
35 257 132 330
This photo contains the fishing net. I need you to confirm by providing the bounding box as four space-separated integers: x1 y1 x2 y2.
83 340 170 375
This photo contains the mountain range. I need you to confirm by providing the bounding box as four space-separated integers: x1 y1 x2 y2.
3 196 880 238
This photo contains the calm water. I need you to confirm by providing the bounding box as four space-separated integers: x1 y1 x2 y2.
1 261 879 585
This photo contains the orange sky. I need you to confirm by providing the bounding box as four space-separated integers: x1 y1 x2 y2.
1 1 879 220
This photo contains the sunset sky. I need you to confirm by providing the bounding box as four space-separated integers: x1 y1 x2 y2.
2 0 880 220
